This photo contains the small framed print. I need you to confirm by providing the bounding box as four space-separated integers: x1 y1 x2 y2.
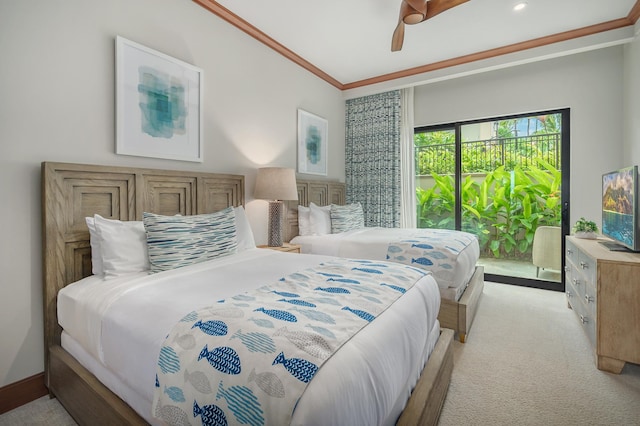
297 109 328 176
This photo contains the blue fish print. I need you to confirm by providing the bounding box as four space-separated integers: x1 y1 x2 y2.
272 290 299 298
248 317 274 328
388 245 403 253
440 263 453 269
277 298 316 307
254 307 297 323
184 369 213 394
315 286 351 294
362 295 383 304
164 386 185 403
193 400 227 426
352 267 383 274
381 283 406 293
289 273 310 281
395 255 408 262
306 324 336 339
180 311 198 322
248 368 285 398
293 308 335 324
155 374 159 388
411 243 434 250
231 329 276 353
232 294 255 302
273 352 318 383
310 296 342 306
327 278 360 284
158 346 181 374
316 272 342 277
426 251 448 260
342 306 375 322
198 345 241 375
217 381 264 426
192 320 228 336
446 245 461 253
412 257 433 266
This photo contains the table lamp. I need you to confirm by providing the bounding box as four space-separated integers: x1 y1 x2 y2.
254 167 298 247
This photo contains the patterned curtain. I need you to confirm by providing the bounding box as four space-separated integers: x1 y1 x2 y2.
345 90 401 228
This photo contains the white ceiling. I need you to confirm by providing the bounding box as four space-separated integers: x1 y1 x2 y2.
214 0 637 85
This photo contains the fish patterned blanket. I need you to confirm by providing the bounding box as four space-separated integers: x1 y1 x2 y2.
385 229 477 287
152 258 428 426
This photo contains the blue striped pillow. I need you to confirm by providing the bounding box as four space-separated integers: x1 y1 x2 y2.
143 207 238 273
330 203 365 233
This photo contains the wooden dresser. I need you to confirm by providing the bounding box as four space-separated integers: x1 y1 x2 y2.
565 235 640 373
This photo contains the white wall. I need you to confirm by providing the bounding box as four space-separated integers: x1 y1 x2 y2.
0 0 344 387
623 25 640 164
414 46 625 231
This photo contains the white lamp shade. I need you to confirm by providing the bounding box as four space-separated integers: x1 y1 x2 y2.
254 167 298 201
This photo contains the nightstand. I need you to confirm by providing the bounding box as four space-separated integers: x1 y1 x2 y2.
257 243 301 253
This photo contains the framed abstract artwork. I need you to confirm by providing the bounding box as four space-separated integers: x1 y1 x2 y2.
297 109 328 176
116 36 203 162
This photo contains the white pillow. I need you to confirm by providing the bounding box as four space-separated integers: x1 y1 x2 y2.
309 202 332 235
298 205 312 236
85 217 103 276
93 214 150 278
234 206 256 251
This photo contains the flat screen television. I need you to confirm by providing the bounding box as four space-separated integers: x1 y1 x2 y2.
601 165 639 252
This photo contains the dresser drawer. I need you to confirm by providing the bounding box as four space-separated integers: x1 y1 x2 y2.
568 295 597 348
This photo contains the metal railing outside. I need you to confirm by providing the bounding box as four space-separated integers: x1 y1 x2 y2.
415 133 561 174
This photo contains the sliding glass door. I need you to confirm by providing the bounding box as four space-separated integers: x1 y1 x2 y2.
415 109 570 291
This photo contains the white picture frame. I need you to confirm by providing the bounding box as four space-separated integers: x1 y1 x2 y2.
116 36 203 162
297 109 328 176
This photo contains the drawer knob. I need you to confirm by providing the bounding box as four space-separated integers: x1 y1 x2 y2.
585 294 594 303
564 266 569 272
580 315 589 324
580 261 588 269
566 290 572 298
572 278 580 286
567 249 573 255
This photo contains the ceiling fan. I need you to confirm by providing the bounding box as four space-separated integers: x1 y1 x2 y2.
392 0 470 52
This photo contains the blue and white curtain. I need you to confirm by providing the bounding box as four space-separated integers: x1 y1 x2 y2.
345 90 402 228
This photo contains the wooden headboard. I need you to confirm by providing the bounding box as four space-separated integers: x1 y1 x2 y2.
283 179 346 242
41 162 244 386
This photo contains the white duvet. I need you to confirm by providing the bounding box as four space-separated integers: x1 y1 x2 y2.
291 227 479 296
58 248 441 425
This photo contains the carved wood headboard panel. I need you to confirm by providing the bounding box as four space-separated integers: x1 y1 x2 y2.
41 161 244 385
283 179 346 242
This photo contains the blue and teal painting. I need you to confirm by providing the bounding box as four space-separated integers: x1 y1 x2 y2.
306 125 321 165
138 67 186 138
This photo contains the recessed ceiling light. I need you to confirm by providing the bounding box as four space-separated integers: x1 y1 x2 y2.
513 2 527 11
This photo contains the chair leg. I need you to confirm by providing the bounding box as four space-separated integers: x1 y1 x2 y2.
536 266 540 277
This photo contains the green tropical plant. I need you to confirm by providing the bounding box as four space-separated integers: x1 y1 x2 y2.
416 160 562 260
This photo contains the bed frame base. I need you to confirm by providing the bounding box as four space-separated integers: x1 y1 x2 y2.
48 329 454 426
438 266 484 343
49 346 147 425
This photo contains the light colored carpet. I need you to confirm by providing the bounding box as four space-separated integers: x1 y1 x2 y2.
1 282 639 425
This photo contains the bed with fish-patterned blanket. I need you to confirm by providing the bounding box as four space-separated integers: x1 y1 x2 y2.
152 257 429 425
291 227 479 301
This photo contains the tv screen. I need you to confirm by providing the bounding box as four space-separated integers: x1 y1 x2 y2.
601 165 639 252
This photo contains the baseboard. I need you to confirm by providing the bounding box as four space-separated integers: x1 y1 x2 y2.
0 372 48 415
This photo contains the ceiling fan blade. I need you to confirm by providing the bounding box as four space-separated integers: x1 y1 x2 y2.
391 20 405 52
425 0 469 20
